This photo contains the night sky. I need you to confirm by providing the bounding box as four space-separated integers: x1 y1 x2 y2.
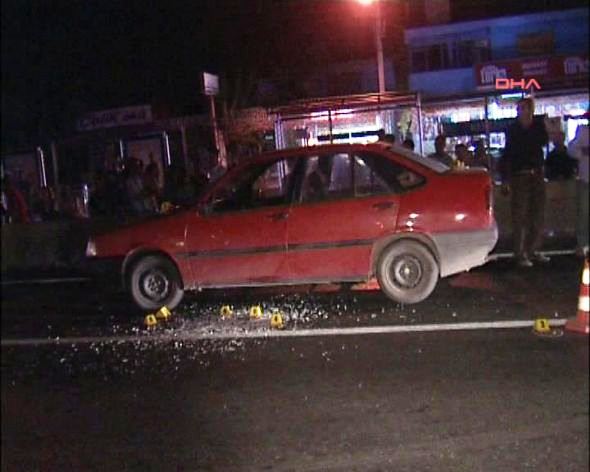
2 0 588 150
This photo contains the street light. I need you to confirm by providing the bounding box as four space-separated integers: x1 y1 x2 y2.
358 0 385 94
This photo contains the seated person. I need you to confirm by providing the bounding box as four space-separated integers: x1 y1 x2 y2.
303 158 332 201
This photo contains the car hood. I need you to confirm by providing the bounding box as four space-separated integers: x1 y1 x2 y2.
92 211 190 257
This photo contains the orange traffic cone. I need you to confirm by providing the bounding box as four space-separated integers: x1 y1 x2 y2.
565 259 589 335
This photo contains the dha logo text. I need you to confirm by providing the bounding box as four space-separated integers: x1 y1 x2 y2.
495 78 541 90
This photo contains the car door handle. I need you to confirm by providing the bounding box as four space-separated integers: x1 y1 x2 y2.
372 201 395 210
267 211 289 221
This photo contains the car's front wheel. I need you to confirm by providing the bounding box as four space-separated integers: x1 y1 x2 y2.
128 255 184 311
376 240 439 304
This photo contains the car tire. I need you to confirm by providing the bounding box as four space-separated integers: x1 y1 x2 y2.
376 240 439 304
129 255 184 311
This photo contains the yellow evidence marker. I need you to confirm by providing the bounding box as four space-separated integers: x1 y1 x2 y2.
533 318 551 334
220 305 233 318
156 306 172 321
249 305 263 319
270 311 285 329
145 314 158 328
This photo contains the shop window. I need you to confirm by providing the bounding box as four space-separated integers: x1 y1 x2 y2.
411 49 427 73
474 40 491 63
411 44 450 72
427 45 446 70
453 39 491 68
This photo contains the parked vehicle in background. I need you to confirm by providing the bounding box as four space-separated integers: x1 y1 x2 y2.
86 143 498 311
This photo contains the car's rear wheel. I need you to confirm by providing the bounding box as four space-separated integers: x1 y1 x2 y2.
376 240 439 304
129 255 184 311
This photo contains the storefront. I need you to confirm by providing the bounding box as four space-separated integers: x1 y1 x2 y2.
416 54 589 160
270 92 424 154
55 107 218 182
422 91 588 150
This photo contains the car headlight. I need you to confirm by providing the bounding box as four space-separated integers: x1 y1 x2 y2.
85 238 97 257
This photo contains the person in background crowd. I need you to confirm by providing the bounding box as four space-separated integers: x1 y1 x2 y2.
143 160 161 213
500 97 550 267
197 142 215 176
58 186 85 219
14 169 31 208
569 124 589 257
191 171 210 199
1 182 7 224
162 166 197 208
402 138 415 151
428 135 454 167
145 153 160 183
89 171 111 217
208 160 227 183
545 130 578 181
2 174 30 223
376 129 395 144
305 156 332 201
454 143 471 167
105 154 127 219
31 186 58 222
472 141 490 169
125 158 148 216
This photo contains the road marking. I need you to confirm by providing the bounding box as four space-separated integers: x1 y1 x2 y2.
488 249 576 261
1 319 568 347
1 277 91 286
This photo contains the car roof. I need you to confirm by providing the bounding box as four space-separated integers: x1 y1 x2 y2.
230 142 447 173
235 143 390 166
200 142 445 203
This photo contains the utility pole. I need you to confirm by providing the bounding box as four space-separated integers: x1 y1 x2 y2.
375 0 386 94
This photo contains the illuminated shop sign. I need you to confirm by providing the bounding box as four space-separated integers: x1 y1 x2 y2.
475 54 589 90
495 78 541 91
77 105 153 131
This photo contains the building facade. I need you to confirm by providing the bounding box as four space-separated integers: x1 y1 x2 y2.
405 7 589 158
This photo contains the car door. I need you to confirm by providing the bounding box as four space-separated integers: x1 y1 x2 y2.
286 150 411 282
184 157 298 287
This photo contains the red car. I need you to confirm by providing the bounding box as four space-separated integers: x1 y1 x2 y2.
86 143 497 310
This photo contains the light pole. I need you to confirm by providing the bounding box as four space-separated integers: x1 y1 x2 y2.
359 0 386 94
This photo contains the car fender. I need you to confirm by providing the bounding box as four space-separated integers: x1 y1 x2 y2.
370 232 441 276
121 246 185 290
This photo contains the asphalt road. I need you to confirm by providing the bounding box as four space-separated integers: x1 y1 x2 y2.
2 255 589 471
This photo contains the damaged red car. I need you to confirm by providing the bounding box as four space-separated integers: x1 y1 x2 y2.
86 143 498 310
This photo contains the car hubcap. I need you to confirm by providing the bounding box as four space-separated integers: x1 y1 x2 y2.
391 255 422 289
141 269 169 301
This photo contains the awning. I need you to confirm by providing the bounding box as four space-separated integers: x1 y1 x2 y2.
269 92 420 120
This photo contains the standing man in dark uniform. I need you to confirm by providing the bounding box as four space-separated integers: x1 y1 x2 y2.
501 97 550 267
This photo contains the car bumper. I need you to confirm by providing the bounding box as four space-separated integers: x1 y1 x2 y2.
433 224 499 277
